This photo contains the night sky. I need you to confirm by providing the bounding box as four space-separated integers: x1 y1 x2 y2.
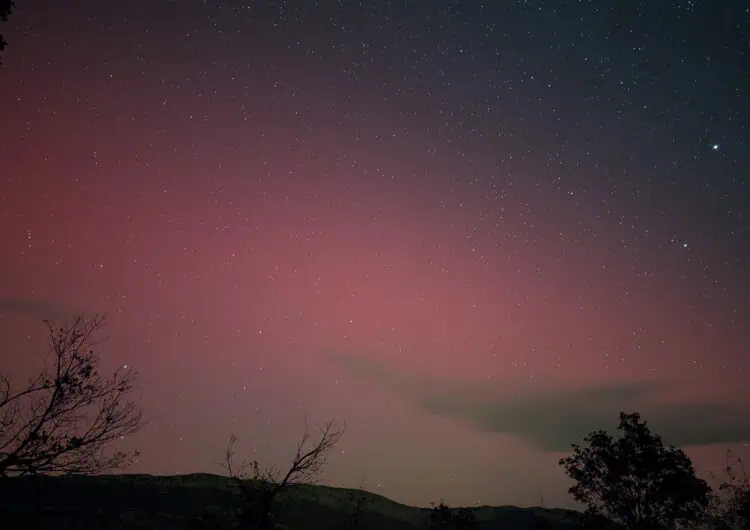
1 0 749 509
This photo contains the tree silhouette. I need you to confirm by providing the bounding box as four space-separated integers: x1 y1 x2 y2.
0 0 13 61
559 411 711 530
710 449 750 530
427 501 477 530
0 315 143 477
222 418 344 530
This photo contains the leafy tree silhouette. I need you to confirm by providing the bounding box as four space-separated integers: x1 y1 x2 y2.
559 411 711 530
427 501 477 530
0 315 143 477
0 0 13 61
222 418 344 530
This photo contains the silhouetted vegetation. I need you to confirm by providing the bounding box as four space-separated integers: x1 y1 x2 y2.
0 473 579 529
222 417 345 529
0 0 13 61
710 450 750 530
427 501 477 530
0 315 143 477
560 411 712 530
1 331 747 530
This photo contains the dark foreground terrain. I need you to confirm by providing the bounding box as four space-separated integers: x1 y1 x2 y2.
0 473 581 530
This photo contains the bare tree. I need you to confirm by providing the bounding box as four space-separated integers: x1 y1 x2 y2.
0 315 143 477
223 418 345 530
709 449 750 530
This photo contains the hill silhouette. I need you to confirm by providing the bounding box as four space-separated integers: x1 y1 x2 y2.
0 473 583 530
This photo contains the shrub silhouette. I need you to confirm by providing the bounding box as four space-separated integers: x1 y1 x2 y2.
427 501 476 530
559 411 711 530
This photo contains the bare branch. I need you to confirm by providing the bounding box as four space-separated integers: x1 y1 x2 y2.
222 417 344 530
710 449 750 530
278 417 345 488
0 314 144 477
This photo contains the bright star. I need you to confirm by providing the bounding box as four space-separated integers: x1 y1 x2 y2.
712 143 719 150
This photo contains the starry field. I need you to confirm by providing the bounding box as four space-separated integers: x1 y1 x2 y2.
0 0 748 509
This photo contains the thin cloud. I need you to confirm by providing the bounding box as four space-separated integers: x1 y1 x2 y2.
329 353 750 451
0 297 75 320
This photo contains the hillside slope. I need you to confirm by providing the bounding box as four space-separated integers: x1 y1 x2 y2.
0 473 582 529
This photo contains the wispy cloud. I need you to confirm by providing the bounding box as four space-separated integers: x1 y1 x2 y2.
0 297 76 320
328 353 750 451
